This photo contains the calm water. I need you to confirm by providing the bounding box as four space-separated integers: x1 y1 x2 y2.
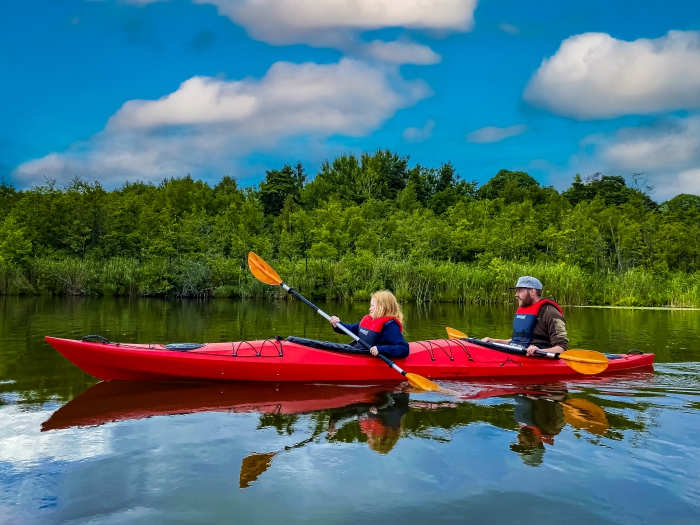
1 296 700 524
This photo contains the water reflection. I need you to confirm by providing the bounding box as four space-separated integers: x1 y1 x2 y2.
40 382 391 431
510 390 567 466
42 378 650 483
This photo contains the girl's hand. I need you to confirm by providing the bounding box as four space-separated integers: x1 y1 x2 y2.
370 346 379 356
329 316 340 328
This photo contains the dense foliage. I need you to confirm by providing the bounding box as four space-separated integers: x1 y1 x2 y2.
1 151 700 305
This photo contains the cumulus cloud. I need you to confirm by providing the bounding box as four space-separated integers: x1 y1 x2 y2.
188 0 477 64
569 115 700 199
13 59 430 187
524 31 700 119
196 0 477 41
121 1 477 64
599 118 700 171
403 119 435 143
466 124 528 143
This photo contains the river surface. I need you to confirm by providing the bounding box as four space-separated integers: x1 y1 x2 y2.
1 296 700 524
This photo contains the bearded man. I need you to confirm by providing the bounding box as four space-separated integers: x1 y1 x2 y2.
482 276 569 356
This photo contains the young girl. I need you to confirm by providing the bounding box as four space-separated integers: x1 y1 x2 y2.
329 290 409 359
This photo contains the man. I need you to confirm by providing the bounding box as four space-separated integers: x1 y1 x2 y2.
482 276 568 356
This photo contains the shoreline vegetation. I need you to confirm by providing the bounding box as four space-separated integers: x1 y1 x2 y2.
1 256 699 307
2 150 700 307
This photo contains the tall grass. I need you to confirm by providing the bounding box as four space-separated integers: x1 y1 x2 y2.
1 255 699 307
0 261 33 294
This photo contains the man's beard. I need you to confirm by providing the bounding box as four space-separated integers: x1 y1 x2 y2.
519 295 535 307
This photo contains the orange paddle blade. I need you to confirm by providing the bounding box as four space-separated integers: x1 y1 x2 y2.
239 452 276 488
405 373 441 392
446 327 467 340
558 350 608 365
558 351 608 375
562 398 609 435
248 252 283 286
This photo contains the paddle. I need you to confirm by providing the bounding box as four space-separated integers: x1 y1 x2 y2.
240 436 314 489
561 398 609 436
445 327 609 375
247 252 442 392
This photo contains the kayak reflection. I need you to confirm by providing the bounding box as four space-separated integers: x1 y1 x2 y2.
41 381 391 431
42 379 634 483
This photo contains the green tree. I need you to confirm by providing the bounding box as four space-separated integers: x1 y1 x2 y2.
259 163 306 216
562 173 656 209
477 169 541 202
0 216 33 266
0 178 18 222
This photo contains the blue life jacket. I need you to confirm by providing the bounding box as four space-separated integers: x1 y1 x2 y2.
358 315 403 347
511 299 564 348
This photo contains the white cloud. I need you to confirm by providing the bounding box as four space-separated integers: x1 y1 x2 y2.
188 0 477 64
403 119 435 143
122 1 478 64
13 59 430 187
600 118 700 171
466 124 528 143
0 406 111 470
568 115 700 200
196 0 477 41
673 169 700 195
361 40 441 65
524 31 700 119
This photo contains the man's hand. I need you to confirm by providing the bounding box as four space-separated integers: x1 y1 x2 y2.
481 337 492 343
527 345 564 357
370 346 379 356
329 315 340 328
526 345 539 356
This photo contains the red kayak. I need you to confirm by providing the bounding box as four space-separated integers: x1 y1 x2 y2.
45 335 654 383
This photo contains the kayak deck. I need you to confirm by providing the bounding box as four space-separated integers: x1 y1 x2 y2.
45 336 655 383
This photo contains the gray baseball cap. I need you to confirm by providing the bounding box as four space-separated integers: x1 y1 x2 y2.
510 276 542 290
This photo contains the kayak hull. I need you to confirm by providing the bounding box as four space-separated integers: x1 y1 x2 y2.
45 336 655 383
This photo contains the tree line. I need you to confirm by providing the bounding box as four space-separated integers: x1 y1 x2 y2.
1 150 699 305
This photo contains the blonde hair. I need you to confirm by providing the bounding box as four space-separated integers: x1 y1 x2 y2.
366 427 401 455
371 290 405 329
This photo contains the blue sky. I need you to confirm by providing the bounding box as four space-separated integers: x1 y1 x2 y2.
2 0 700 200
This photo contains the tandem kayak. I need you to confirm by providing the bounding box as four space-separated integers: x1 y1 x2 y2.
45 335 654 383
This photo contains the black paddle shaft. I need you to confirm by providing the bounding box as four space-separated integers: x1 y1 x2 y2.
464 337 560 360
281 283 404 372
